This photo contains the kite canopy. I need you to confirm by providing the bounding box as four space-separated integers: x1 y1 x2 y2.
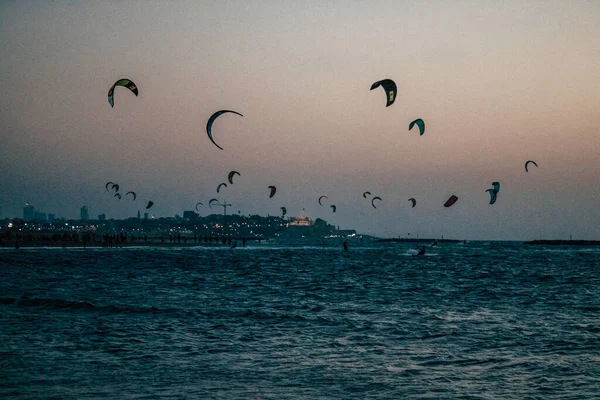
216 183 227 193
114 193 122 200
525 160 538 172
371 196 382 208
370 79 397 107
362 191 371 199
444 195 458 207
206 110 243 150
208 198 219 208
408 198 416 208
145 201 154 209
280 207 287 217
195 202 203 211
318 195 328 206
125 191 136 201
268 186 277 198
330 205 337 213
228 171 240 184
105 182 114 191
409 119 425 136
108 79 138 107
486 189 498 205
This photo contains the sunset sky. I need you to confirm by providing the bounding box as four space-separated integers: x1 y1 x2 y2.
1 1 599 240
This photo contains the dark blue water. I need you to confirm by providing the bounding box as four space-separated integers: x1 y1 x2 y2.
2 242 600 399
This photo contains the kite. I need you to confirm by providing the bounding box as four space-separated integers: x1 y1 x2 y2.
206 110 243 150
525 160 538 172
195 202 203 211
409 119 425 136
145 201 154 209
125 191 136 201
331 205 337 213
444 195 458 207
217 183 227 193
228 171 240 184
408 198 416 208
268 186 277 198
318 195 328 206
371 196 382 208
209 198 219 208
370 79 397 107
108 79 138 108
362 191 371 198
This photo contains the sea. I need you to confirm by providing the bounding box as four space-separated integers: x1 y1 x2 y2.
1 241 599 399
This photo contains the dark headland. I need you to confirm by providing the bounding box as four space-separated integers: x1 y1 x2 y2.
523 240 600 246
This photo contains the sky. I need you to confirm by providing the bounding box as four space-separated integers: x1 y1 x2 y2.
1 1 599 240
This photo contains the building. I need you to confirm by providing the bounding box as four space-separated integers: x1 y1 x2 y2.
0 205 3 219
34 211 47 221
289 210 312 226
48 213 56 222
23 205 35 222
98 213 106 221
80 206 89 221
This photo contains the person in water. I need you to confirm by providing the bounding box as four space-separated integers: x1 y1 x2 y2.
417 246 426 256
343 241 349 252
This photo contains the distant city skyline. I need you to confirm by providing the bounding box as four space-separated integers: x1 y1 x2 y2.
1 1 599 240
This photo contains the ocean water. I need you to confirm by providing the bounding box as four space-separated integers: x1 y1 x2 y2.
1 241 599 399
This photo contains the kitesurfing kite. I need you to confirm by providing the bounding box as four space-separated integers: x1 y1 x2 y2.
114 193 122 200
318 195 328 206
195 202 203 211
331 205 337 213
370 79 397 107
444 195 458 207
408 198 416 208
209 198 219 208
371 196 382 208
492 181 500 193
525 160 538 172
105 182 114 191
206 110 243 150
145 201 154 209
268 186 277 198
228 171 240 184
108 79 138 108
125 191 136 201
486 189 498 205
362 191 371 198
409 119 425 136
281 207 287 217
216 183 227 193
111 183 119 192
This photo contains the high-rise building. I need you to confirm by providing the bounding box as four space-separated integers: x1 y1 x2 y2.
48 213 56 222
80 206 89 221
34 211 47 221
23 205 35 222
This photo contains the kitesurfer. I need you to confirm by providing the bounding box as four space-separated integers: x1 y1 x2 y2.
343 241 349 252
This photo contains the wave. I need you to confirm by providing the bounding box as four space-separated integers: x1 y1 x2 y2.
0 296 178 315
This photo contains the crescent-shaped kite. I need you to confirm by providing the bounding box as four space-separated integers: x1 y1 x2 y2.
114 193 122 200
208 198 219 208
362 191 371 199
206 110 243 150
145 201 154 209
268 185 277 198
371 196 382 208
486 189 498 205
370 79 397 107
195 202 203 211
525 160 538 172
105 182 114 191
281 207 287 217
318 195 328 206
330 205 337 213
444 195 458 208
408 198 416 208
108 79 138 108
409 119 425 136
216 183 227 193
125 191 136 201
228 170 240 184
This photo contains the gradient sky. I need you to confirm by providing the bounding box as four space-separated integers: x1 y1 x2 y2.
1 1 599 240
